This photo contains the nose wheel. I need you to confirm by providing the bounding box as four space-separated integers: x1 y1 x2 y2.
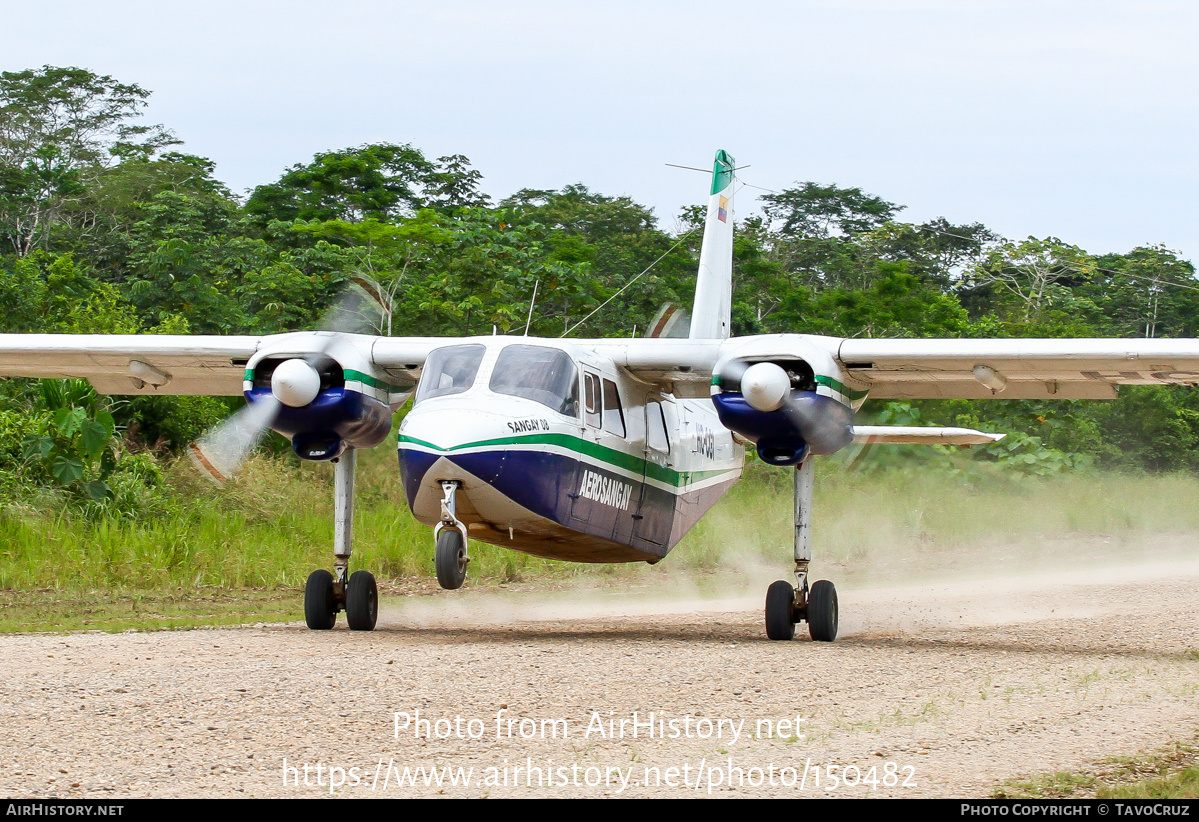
434 481 470 590
435 529 468 589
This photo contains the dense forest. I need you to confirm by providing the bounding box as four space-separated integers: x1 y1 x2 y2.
3 65 1199 517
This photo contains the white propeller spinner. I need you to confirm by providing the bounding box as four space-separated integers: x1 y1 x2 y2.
271 358 322 407
740 362 791 412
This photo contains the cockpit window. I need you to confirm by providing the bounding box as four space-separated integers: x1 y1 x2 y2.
415 344 486 402
489 345 579 416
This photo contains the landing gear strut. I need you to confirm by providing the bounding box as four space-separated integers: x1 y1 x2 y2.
764 459 838 642
434 481 469 590
303 447 378 631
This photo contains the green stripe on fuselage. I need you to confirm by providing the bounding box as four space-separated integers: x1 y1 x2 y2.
398 432 738 489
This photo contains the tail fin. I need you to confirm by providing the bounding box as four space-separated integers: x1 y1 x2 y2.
688 150 735 339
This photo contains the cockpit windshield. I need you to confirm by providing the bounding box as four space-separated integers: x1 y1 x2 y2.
415 344 486 402
489 345 579 417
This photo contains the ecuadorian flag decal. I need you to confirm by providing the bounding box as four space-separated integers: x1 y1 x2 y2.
717 195 728 223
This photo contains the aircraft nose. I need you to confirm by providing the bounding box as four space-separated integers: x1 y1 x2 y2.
400 406 499 453
398 405 508 482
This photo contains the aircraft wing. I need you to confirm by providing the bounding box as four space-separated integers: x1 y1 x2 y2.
835 337 1199 400
0 334 263 396
6 332 1199 404
591 335 1199 402
584 338 723 394
0 333 454 398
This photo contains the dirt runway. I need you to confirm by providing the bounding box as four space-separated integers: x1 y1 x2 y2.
3 549 1198 798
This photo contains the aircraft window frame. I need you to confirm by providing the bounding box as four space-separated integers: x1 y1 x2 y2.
646 401 669 453
601 378 625 437
414 344 486 403
488 344 580 417
584 373 601 428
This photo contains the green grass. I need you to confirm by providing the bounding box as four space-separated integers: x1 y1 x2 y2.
994 738 1199 799
0 587 303 633
4 440 1199 631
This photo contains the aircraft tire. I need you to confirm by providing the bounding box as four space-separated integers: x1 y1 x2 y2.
346 570 378 631
435 530 468 590
765 580 797 641
304 569 337 630
807 579 839 642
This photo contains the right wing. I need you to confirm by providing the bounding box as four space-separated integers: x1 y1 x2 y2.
0 334 263 396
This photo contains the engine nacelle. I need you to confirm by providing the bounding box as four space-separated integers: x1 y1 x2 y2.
246 355 392 461
711 359 854 466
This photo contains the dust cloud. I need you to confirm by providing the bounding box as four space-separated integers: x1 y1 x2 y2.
376 529 1199 641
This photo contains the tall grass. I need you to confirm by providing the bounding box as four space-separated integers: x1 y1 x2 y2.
4 438 1199 595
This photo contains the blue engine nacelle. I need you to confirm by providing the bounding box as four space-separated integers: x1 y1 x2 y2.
711 361 854 466
246 357 392 461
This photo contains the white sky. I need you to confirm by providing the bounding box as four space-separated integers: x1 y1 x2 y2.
5 0 1196 261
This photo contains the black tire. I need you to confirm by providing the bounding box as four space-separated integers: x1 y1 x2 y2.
435 529 468 590
346 570 378 631
304 569 336 630
807 579 839 642
764 580 796 641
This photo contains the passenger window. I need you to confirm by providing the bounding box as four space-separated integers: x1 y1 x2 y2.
602 379 625 437
647 401 669 453
584 373 601 428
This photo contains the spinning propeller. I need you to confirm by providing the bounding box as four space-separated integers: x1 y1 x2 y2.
189 278 392 483
715 359 855 459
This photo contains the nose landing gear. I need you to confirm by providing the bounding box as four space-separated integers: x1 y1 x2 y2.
434 481 470 590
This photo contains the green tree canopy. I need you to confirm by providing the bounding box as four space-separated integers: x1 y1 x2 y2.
245 144 490 227
0 66 178 255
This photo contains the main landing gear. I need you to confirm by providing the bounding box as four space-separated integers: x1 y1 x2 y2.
303 448 379 631
764 459 839 642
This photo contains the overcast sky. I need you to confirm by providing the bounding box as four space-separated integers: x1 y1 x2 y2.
6 1 1196 261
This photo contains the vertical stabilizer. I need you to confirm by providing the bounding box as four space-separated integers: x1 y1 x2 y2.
688 150 735 339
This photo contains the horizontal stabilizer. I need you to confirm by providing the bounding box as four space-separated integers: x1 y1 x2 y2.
851 426 1005 445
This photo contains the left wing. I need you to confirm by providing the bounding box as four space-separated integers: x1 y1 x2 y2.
599 335 1199 402
835 337 1199 400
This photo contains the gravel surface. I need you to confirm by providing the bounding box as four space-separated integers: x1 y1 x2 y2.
3 551 1198 798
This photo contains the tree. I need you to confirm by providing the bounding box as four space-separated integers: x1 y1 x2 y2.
749 183 904 294
0 66 177 255
760 182 901 239
244 144 490 227
500 185 696 336
860 218 998 288
1080 246 1199 339
965 237 1094 323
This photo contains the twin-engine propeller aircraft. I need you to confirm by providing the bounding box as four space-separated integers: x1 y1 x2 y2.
5 151 1199 640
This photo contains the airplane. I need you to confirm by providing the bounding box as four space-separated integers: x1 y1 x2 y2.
3 149 1199 642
